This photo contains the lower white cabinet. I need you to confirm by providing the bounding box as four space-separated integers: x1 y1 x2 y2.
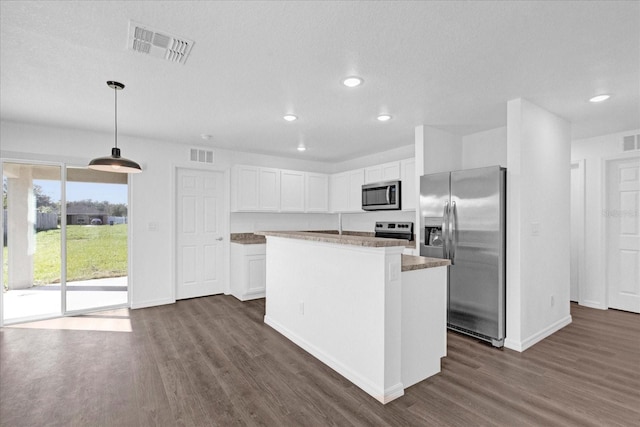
230 243 266 301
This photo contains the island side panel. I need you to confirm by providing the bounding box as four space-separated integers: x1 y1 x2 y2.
263 236 404 403
400 266 448 388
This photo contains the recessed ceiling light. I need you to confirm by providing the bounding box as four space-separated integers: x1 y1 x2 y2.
342 76 363 88
377 114 392 122
283 114 298 121
297 145 306 152
200 134 212 140
589 94 610 103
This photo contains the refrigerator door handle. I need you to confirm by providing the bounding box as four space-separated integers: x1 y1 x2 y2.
442 202 449 259
450 201 458 264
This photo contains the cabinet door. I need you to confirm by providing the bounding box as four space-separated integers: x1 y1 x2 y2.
348 169 365 211
330 172 349 212
280 169 305 211
382 161 401 181
234 166 259 211
401 158 416 210
259 168 280 210
246 254 266 294
305 173 329 212
364 166 383 184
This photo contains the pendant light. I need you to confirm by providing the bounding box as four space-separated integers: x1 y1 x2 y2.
88 81 142 173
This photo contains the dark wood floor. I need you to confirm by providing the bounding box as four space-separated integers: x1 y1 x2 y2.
1 297 639 427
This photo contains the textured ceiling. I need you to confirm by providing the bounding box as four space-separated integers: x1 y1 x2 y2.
1 1 638 162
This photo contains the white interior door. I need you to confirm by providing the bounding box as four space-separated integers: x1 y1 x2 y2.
606 156 640 313
176 168 226 300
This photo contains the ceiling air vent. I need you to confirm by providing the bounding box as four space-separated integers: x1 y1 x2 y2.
190 148 214 164
128 21 194 64
622 134 640 152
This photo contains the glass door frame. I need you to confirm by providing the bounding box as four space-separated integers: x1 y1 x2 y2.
0 157 131 326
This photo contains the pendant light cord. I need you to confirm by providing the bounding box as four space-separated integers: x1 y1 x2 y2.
114 85 118 149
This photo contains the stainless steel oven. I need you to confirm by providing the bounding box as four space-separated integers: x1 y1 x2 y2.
362 180 401 211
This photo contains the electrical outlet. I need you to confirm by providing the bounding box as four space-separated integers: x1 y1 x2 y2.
551 295 555 307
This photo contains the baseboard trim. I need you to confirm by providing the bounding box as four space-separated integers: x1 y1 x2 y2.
264 315 404 404
579 300 607 310
131 297 174 310
505 315 572 352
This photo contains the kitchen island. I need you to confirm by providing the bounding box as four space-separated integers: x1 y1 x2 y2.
255 231 450 404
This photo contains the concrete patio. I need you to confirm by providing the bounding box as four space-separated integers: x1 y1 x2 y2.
2 276 128 323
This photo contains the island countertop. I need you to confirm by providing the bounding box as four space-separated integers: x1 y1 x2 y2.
255 230 409 248
401 254 451 271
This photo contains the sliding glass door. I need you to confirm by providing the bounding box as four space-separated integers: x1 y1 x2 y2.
2 163 62 322
1 161 129 324
65 167 128 312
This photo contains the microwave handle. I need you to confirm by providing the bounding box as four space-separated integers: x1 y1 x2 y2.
386 186 391 204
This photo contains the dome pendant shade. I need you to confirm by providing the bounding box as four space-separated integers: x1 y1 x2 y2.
88 81 142 174
88 147 142 173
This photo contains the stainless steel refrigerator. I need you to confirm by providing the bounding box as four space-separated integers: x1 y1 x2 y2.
420 166 506 347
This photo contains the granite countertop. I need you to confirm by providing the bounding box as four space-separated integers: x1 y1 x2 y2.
255 231 409 248
401 254 450 271
230 233 266 245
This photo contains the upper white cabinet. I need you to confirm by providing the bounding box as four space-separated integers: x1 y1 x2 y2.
233 165 281 211
305 173 329 212
259 168 281 211
348 169 365 211
400 158 416 211
329 172 349 212
233 165 328 213
330 169 365 213
280 169 305 212
364 161 401 184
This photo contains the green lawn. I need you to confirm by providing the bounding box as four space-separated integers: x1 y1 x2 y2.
3 224 127 289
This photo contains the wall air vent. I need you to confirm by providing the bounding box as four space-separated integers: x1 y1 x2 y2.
622 134 640 152
190 148 214 164
128 21 194 65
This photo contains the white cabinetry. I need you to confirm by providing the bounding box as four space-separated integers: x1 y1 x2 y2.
230 243 266 301
348 169 365 211
232 166 280 212
280 169 305 212
400 158 416 211
364 161 401 184
232 166 329 213
330 172 349 212
305 173 329 212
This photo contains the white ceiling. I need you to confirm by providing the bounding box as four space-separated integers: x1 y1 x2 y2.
1 1 638 162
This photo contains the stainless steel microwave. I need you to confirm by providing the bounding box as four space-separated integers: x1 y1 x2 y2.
362 180 401 211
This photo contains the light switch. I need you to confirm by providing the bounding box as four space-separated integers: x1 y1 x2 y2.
148 222 159 232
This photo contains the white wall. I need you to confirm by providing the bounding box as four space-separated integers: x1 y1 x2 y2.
0 120 338 310
462 127 507 169
417 125 462 175
230 212 336 233
571 128 640 309
332 144 414 173
505 98 572 352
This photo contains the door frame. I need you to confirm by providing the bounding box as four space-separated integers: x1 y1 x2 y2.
603 152 640 309
171 164 230 303
570 160 585 303
0 157 132 326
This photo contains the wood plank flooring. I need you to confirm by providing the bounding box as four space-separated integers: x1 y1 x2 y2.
1 298 639 426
